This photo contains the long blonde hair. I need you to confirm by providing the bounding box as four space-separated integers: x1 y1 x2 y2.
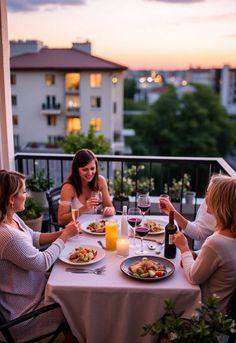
0 170 25 223
207 174 236 233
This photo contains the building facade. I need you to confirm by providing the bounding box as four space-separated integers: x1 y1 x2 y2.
10 41 127 153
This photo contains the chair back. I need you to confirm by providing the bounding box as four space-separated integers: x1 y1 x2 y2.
228 288 236 320
46 186 61 226
0 309 15 343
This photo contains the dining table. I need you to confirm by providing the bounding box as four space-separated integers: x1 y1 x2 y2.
45 214 201 343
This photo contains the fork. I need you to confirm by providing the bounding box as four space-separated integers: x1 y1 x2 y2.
66 265 106 274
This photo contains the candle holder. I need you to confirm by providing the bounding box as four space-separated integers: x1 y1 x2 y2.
116 237 129 257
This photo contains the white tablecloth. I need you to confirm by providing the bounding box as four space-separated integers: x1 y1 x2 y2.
45 215 201 343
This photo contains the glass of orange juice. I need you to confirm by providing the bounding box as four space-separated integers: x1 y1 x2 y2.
105 220 118 250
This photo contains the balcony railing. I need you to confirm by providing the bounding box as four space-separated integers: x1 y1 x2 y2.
15 152 236 216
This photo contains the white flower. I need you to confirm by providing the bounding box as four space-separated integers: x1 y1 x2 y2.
169 332 178 340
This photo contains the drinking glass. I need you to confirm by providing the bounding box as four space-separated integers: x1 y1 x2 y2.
159 194 170 213
127 207 142 248
91 191 103 214
135 225 149 254
137 193 151 220
71 208 79 221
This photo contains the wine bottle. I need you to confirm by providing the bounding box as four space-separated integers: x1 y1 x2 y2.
121 205 129 238
164 210 177 259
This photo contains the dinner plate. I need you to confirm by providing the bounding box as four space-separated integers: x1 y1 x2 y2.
120 255 175 281
81 219 108 236
59 244 105 266
143 218 167 235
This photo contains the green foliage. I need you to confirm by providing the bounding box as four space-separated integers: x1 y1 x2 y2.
109 165 155 198
124 98 147 111
18 197 42 220
26 169 54 192
126 85 236 157
143 295 236 343
124 78 137 100
164 173 191 201
58 125 111 154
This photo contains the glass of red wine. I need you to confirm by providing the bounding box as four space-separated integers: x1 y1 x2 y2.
91 191 103 215
135 226 149 254
137 193 151 221
127 207 142 248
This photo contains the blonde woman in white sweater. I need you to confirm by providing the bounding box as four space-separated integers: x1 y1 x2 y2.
0 170 80 342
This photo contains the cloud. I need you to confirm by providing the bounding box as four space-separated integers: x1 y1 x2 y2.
146 0 204 3
7 0 85 12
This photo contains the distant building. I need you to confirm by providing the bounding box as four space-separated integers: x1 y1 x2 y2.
10 40 127 153
220 65 236 116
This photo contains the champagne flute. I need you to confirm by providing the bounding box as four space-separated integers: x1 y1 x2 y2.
127 207 142 248
137 193 151 221
91 191 103 214
135 225 149 254
71 208 79 221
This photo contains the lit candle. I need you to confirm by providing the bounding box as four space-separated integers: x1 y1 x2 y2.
116 237 129 257
105 221 118 251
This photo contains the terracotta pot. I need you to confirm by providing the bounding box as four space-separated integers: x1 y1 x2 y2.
24 214 43 231
30 191 48 209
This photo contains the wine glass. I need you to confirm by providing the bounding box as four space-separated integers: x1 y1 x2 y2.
71 208 79 221
91 191 103 214
127 207 142 248
135 225 149 254
137 193 151 221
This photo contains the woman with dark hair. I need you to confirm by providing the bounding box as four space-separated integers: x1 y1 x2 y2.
0 169 80 342
58 149 115 225
173 174 236 312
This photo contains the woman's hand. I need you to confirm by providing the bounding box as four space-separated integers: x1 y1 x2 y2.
85 196 99 212
173 231 190 253
60 221 81 242
159 197 175 215
102 206 115 217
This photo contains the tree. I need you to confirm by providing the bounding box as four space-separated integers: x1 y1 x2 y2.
124 78 137 100
59 125 111 154
127 85 236 157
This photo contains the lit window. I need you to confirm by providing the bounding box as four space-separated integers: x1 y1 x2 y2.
66 95 80 112
65 73 80 91
90 96 101 108
47 115 57 126
67 117 81 133
45 74 55 86
12 95 17 106
11 74 16 85
12 115 18 125
90 118 102 131
90 74 102 88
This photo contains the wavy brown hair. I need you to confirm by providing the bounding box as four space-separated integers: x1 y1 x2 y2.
0 170 25 223
207 174 236 233
65 149 99 198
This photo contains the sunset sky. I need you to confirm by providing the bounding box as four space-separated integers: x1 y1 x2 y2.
7 0 236 70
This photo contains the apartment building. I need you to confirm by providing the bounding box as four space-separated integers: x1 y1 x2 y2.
10 40 127 153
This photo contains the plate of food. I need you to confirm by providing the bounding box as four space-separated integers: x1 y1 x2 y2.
82 219 108 235
120 255 175 281
59 244 105 266
143 219 166 235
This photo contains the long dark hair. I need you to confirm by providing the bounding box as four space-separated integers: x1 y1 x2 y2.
0 170 25 223
65 149 99 197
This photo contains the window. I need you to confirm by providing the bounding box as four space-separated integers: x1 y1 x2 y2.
13 134 20 148
12 115 18 125
47 115 57 126
90 118 102 131
45 74 55 86
90 74 102 88
11 74 16 85
43 95 60 110
48 135 59 144
12 95 17 106
90 96 101 108
67 117 81 133
65 73 80 91
113 102 117 113
66 95 80 112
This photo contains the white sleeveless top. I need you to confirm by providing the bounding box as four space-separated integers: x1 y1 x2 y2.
71 196 94 214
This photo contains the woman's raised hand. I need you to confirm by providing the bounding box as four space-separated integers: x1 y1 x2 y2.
159 197 175 215
60 221 81 242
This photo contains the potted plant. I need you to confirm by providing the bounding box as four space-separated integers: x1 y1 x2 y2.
18 197 43 231
26 169 54 209
143 295 236 343
164 173 191 202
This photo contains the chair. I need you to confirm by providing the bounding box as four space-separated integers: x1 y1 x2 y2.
0 303 68 343
227 289 236 343
46 186 63 231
